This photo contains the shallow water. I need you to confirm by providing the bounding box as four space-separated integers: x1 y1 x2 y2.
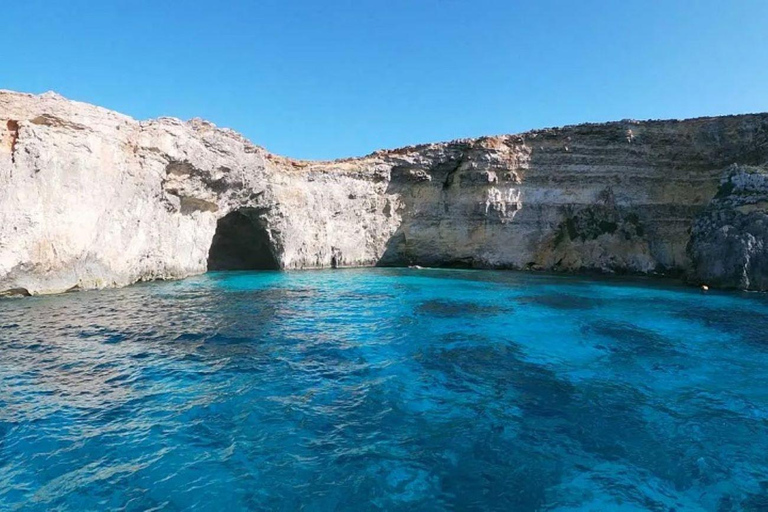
1 269 768 511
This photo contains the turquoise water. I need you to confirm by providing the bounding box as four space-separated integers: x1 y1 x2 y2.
1 269 768 511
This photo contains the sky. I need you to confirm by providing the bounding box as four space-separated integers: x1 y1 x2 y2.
2 0 767 160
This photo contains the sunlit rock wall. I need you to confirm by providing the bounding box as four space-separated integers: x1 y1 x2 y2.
376 117 768 278
1 90 767 295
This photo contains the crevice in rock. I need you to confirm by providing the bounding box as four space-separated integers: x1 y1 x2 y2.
207 208 280 270
330 247 343 269
29 114 88 131
7 120 19 163
441 157 464 190
179 196 219 214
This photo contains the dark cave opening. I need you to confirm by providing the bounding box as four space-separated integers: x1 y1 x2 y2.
207 208 280 271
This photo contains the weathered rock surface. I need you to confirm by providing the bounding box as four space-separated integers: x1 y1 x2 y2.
1 90 768 295
0 91 400 295
688 164 768 289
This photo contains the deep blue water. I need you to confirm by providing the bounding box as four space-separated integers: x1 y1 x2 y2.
1 269 768 511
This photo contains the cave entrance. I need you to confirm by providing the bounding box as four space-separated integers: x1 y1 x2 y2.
207 208 280 270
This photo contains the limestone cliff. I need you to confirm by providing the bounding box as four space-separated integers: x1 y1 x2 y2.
688 164 768 289
1 90 767 295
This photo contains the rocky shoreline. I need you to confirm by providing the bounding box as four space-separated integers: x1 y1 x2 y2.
2 90 767 295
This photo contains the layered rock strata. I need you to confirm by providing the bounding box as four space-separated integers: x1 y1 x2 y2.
1 90 767 295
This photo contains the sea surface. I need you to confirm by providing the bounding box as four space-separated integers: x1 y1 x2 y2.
1 269 768 511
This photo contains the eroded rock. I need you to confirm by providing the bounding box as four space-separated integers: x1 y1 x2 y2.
689 164 768 289
2 90 768 294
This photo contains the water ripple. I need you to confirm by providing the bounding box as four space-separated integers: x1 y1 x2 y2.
1 269 768 510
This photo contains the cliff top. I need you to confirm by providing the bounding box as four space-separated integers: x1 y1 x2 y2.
2 89 767 166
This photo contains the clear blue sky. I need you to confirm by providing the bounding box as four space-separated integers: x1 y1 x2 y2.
2 1 767 160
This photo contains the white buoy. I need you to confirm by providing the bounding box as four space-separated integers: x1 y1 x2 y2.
701 284 709 292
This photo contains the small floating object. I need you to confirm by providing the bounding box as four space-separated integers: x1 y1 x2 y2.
409 265 424 270
701 284 709 291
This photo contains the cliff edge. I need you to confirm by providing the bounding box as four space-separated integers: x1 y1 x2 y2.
2 90 767 295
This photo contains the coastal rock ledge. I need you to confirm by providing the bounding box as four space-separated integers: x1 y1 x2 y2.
2 90 768 295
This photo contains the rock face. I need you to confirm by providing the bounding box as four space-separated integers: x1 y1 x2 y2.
0 91 401 295
689 165 768 289
1 90 768 295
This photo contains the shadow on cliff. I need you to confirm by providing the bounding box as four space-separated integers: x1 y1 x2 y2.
375 145 480 269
